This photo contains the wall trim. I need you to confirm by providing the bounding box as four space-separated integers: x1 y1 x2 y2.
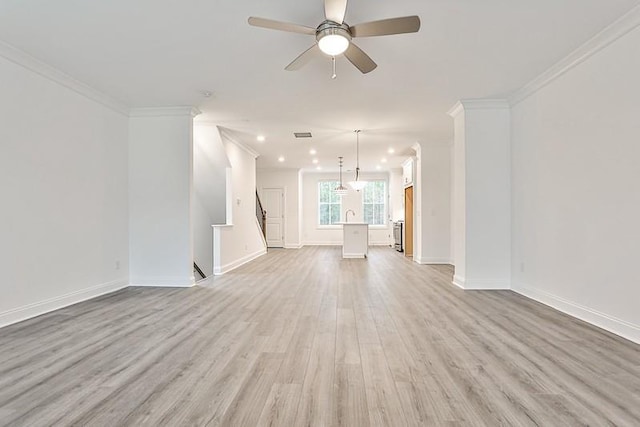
415 257 453 265
0 279 128 328
513 283 640 345
218 127 260 158
214 248 267 276
455 276 511 291
129 276 196 287
300 242 391 247
342 253 366 259
448 99 510 117
0 40 129 116
452 275 465 289
509 4 640 105
284 243 304 249
302 241 341 246
462 279 511 290
129 106 201 118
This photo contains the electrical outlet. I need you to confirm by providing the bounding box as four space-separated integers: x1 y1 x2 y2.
115 260 121 270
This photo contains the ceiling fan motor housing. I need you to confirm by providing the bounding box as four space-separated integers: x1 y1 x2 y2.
316 21 352 55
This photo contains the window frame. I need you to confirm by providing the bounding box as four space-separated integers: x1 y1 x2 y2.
317 180 342 228
362 180 388 228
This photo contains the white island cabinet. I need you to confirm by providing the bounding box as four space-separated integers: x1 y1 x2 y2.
341 223 369 259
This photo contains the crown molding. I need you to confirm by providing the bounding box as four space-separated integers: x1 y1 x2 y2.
193 120 219 127
0 40 129 116
129 106 201 118
509 4 640 106
447 101 465 118
218 127 259 158
448 99 510 117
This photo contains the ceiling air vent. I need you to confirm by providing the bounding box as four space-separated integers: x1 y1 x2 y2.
294 132 313 138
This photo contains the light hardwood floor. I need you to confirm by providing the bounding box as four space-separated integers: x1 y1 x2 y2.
1 246 639 426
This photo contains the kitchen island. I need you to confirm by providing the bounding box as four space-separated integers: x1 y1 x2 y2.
340 222 369 259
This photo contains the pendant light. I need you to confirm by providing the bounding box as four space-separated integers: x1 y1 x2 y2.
335 156 348 196
349 130 367 191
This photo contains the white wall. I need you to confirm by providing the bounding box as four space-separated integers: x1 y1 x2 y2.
192 124 229 276
301 172 392 246
511 24 640 343
257 168 302 248
213 129 266 274
129 109 197 287
0 52 129 326
450 101 511 290
452 110 466 282
389 168 404 221
416 143 452 264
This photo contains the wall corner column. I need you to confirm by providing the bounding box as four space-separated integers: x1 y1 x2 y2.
448 100 511 290
128 106 201 287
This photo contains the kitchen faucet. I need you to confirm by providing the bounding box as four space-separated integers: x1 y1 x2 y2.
345 209 355 222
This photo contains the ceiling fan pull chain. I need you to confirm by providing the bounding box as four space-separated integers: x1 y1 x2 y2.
331 56 337 79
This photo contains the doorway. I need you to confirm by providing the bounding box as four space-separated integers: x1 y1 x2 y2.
263 188 284 248
404 186 413 257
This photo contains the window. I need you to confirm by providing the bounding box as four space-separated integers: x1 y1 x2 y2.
363 181 387 226
318 181 342 225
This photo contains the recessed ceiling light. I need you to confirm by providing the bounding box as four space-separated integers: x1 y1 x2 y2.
316 166 322 170
381 158 387 163
312 159 318 164
309 149 317 155
376 165 382 170
257 135 266 142
388 148 395 154
278 156 285 162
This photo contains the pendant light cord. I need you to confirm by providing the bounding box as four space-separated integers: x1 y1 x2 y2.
355 130 361 181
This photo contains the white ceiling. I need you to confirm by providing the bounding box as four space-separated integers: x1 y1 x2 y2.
1 0 638 171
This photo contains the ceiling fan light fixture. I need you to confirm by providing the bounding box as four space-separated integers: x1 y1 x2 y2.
316 26 351 56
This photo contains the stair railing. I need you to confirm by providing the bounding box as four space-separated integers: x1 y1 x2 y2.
256 190 266 238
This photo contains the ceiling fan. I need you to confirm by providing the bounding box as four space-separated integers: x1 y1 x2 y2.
248 0 420 75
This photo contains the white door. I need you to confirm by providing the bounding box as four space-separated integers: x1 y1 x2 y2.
264 188 284 248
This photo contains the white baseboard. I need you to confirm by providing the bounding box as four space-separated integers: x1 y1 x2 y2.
300 242 392 247
284 243 303 249
512 283 640 345
129 276 195 288
415 257 453 265
301 241 341 246
452 275 466 289
0 279 128 328
462 279 511 290
214 248 267 276
342 253 367 259
452 275 510 290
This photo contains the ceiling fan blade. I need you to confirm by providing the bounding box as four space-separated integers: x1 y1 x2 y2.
344 43 377 74
324 0 348 24
350 16 421 37
285 44 322 71
248 17 316 35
